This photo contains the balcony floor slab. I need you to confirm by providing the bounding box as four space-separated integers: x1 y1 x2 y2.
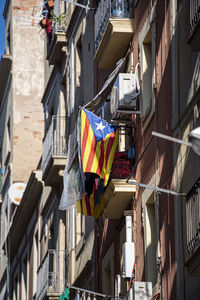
95 18 134 69
104 178 136 218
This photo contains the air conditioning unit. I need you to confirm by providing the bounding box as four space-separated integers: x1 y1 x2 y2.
110 73 140 115
132 282 152 300
122 242 135 278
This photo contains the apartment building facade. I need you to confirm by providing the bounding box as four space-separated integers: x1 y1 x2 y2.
93 0 173 299
1 0 96 298
93 0 200 299
2 0 200 300
172 0 200 299
0 0 44 298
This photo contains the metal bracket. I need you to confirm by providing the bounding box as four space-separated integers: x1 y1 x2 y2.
64 0 94 12
128 180 186 196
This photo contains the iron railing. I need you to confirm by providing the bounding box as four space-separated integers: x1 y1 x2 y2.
52 17 67 35
111 127 134 179
94 0 131 53
186 178 200 255
190 0 200 34
111 150 133 179
36 250 69 300
42 115 67 175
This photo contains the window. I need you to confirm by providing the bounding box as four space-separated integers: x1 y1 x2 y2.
102 244 114 295
143 193 157 290
68 206 75 250
75 36 83 107
6 24 11 55
76 213 84 246
139 6 156 129
5 118 11 160
32 232 39 297
142 28 152 118
0 177 9 247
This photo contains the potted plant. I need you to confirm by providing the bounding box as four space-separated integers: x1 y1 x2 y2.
50 12 67 31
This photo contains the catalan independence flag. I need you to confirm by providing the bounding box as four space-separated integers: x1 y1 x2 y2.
76 108 119 218
77 175 104 219
80 108 119 186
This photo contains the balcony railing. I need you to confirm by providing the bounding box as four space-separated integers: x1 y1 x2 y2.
52 17 67 35
42 116 67 175
111 150 133 179
190 0 200 34
36 250 69 300
94 0 131 54
46 12 67 64
186 178 200 255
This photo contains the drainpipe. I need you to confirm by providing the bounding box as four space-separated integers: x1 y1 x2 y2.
126 215 132 243
115 274 121 300
125 214 134 300
122 213 135 280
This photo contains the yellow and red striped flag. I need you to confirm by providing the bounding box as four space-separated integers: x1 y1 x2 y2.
80 108 119 186
77 108 119 218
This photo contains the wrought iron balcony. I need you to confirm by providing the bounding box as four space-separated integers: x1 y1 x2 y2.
186 178 200 256
185 178 200 275
111 150 133 179
94 0 133 69
36 250 69 300
42 116 67 184
47 16 67 65
189 0 200 50
52 16 67 35
190 0 200 33
104 137 136 218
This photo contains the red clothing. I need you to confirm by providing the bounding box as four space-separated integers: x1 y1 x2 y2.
46 13 52 36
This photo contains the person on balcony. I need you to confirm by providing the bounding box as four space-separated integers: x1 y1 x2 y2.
46 12 53 51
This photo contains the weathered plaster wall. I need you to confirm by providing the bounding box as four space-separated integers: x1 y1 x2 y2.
12 0 44 182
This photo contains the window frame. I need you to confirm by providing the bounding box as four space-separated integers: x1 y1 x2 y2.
139 5 156 131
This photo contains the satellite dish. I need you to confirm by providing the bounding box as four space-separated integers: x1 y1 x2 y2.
8 182 26 206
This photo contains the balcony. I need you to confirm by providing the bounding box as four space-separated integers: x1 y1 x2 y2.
42 116 67 185
94 0 133 69
185 178 200 275
188 1 200 50
104 149 136 218
47 17 67 65
36 250 69 300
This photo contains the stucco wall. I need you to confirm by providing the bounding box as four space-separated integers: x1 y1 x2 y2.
12 0 44 182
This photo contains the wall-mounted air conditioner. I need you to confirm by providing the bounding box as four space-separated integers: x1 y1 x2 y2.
110 73 140 116
132 281 152 300
122 241 135 278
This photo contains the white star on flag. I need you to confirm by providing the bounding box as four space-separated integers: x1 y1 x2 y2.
95 121 106 132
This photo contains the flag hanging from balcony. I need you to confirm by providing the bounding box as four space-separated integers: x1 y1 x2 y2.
77 108 119 218
80 108 119 186
76 174 105 219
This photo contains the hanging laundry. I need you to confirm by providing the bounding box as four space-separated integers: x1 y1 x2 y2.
59 287 70 300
